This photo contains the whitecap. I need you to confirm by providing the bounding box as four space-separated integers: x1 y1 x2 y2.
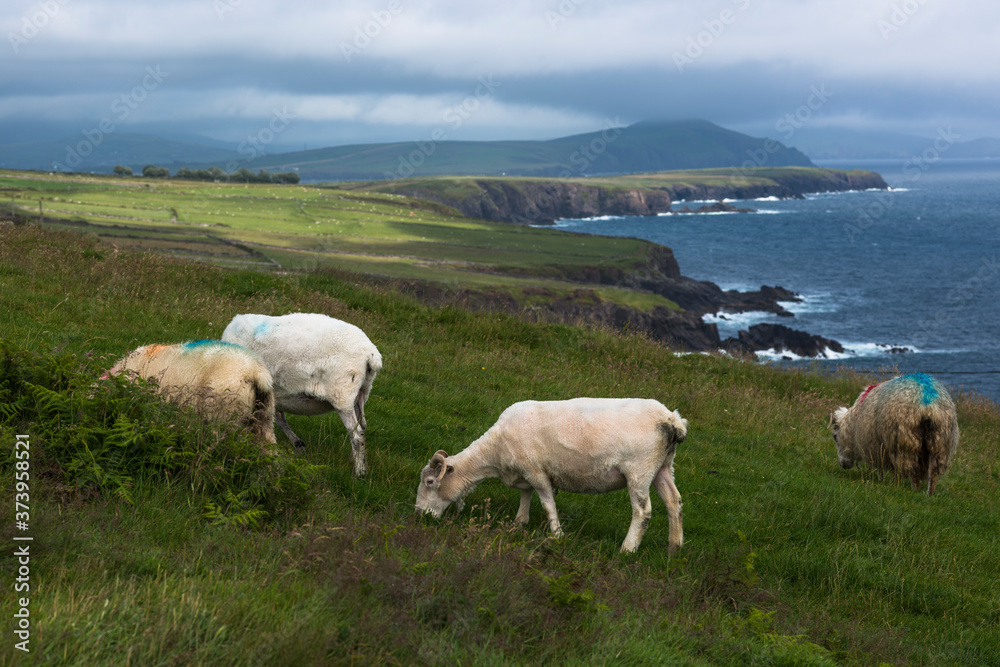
702 310 780 334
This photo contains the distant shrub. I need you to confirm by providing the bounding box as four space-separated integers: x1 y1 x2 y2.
0 340 321 526
171 167 299 184
142 165 170 178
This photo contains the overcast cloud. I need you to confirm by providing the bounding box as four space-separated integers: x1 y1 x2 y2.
2 0 998 148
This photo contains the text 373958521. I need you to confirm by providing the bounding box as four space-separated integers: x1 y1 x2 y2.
13 434 32 653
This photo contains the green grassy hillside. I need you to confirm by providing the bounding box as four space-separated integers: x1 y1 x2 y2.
0 169 676 311
2 224 999 665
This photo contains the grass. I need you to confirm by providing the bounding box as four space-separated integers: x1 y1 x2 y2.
1 224 999 665
2 169 684 314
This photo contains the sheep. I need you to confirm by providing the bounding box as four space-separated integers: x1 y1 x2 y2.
829 373 959 495
105 340 277 445
415 397 688 554
221 312 382 477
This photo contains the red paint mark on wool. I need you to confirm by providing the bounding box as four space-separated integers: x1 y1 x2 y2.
858 383 881 405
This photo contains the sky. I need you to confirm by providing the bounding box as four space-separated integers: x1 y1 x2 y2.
2 0 999 150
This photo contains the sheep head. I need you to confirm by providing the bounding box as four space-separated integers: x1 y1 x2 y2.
415 450 456 518
829 407 855 469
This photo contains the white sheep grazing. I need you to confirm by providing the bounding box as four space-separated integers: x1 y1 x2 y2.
222 312 382 477
829 373 959 495
106 340 277 444
416 397 688 554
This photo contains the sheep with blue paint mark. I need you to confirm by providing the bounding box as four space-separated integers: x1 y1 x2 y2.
106 340 277 445
222 313 382 477
829 373 959 495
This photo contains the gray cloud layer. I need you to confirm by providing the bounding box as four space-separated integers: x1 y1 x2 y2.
3 0 998 147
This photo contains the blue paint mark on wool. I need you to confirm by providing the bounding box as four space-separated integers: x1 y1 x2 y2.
254 321 273 337
901 373 939 405
184 339 237 350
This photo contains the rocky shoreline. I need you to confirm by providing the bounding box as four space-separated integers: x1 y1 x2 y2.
396 243 845 358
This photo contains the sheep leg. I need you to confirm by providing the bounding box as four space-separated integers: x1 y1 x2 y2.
515 488 533 524
337 408 367 477
533 482 563 538
653 464 684 555
621 485 653 553
275 411 305 448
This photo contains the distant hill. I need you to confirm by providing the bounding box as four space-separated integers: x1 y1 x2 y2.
781 128 1000 160
191 120 815 181
0 121 815 181
0 132 238 172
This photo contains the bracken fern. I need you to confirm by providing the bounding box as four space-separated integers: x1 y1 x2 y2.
0 338 321 526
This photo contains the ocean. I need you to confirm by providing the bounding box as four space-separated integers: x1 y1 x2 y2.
551 159 1000 403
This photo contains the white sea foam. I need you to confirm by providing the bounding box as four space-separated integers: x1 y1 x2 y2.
702 310 775 328
778 292 841 315
750 342 922 363
550 214 621 225
670 210 742 216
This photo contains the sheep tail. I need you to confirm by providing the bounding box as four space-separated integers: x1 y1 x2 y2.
249 376 277 443
355 354 381 432
918 412 953 496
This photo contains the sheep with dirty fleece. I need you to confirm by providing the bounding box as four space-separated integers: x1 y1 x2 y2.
829 373 959 495
222 312 382 477
416 397 688 554
105 340 277 445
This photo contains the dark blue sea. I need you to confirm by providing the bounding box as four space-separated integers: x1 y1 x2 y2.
552 159 1000 402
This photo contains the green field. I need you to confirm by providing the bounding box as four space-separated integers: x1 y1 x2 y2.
0 169 681 310
1 218 999 665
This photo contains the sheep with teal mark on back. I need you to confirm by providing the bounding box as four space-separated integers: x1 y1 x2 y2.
222 313 382 477
106 340 277 446
829 373 959 495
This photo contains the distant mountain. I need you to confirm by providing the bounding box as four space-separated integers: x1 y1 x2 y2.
0 121 814 181
948 137 1000 159
780 128 1000 160
0 132 239 172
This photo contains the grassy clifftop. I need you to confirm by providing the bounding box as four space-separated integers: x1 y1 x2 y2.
348 166 889 223
1 224 999 665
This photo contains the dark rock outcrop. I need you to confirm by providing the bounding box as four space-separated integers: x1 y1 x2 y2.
671 201 756 214
722 323 845 358
557 247 801 317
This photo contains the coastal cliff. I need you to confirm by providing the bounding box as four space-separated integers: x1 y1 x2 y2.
386 180 673 224
400 243 840 356
665 168 888 203
363 167 889 224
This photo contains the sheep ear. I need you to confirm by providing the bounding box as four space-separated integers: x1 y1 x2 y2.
430 450 450 481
